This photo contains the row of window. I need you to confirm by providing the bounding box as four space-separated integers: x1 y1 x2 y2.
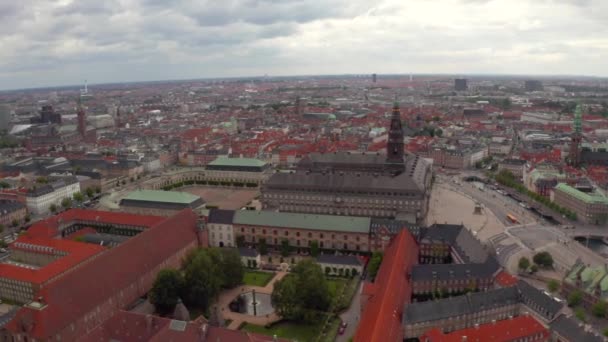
239 228 361 241
266 189 421 197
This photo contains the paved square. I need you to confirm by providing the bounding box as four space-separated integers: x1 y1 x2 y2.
182 186 259 210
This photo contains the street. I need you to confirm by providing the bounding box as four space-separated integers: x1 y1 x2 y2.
336 282 362 342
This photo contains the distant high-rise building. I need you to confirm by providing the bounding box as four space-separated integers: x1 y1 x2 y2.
372 73 377 83
454 78 468 91
0 105 11 131
569 104 583 167
525 80 543 92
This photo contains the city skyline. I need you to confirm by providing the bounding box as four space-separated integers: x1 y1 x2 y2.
2 0 608 90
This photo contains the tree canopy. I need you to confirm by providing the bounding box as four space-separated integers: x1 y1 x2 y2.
518 257 530 271
368 252 383 281
73 192 84 202
271 259 330 323
568 289 583 307
149 269 184 316
547 279 560 293
182 248 244 312
310 240 319 257
533 251 554 268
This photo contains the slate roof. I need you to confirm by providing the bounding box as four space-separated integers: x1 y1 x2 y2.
316 254 363 266
549 315 605 342
517 280 563 318
238 247 259 258
299 152 389 168
421 224 492 265
411 262 498 282
265 170 424 193
207 209 236 224
0 199 25 214
405 287 520 324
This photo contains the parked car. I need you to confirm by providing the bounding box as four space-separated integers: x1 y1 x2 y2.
338 321 348 335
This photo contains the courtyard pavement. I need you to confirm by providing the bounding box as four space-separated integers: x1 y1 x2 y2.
221 271 287 330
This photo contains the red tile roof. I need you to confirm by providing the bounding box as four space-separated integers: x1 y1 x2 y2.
26 208 165 238
420 315 549 342
1 235 105 284
354 229 419 342
6 209 200 340
495 270 519 287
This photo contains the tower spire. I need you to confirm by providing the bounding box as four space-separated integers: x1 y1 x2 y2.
569 103 583 167
386 101 405 167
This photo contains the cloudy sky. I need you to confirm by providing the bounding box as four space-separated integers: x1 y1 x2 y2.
1 0 607 90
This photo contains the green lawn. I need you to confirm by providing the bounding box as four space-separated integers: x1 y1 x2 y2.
243 271 275 287
240 321 322 341
327 278 347 298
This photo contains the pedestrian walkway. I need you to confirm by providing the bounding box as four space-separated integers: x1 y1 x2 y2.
219 271 287 330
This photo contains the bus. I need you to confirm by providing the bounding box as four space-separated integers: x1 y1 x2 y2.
506 214 518 224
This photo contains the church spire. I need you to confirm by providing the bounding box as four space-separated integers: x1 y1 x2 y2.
386 102 405 165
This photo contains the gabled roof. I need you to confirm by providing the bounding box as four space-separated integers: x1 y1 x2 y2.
516 280 563 318
233 210 371 234
421 315 548 342
354 229 419 342
550 314 605 342
316 254 363 266
208 209 236 224
265 170 424 193
405 287 520 324
1 236 105 284
26 208 165 238
6 209 200 340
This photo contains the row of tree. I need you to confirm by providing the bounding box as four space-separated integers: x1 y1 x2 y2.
567 289 608 319
49 187 101 213
494 169 577 221
518 252 554 273
149 248 244 316
162 180 257 191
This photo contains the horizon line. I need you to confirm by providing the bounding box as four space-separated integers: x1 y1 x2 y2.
2 72 607 93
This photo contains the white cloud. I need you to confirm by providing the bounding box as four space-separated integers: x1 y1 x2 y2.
0 0 607 89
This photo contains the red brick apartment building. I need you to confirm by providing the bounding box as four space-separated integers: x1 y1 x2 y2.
2 209 202 341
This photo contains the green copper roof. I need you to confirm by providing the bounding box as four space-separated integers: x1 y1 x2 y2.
208 156 267 168
529 169 565 184
554 183 608 205
123 190 200 204
233 211 371 233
